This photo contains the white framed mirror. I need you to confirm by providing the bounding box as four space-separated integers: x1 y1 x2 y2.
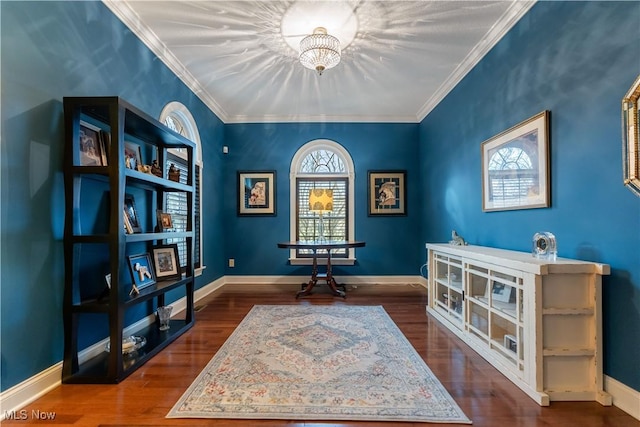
622 74 640 196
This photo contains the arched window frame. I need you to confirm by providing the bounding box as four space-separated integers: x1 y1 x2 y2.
159 102 205 276
289 139 356 265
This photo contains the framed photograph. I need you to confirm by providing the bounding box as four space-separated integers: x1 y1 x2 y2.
100 130 111 166
491 282 514 303
124 194 142 233
124 141 142 170
238 171 276 216
151 244 181 280
368 170 407 215
127 253 156 290
79 121 104 166
156 210 173 230
481 111 550 211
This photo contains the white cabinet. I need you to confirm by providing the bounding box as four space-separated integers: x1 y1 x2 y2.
426 243 611 406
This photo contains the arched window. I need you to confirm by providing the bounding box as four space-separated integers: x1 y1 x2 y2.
159 102 205 275
487 145 538 208
289 139 356 264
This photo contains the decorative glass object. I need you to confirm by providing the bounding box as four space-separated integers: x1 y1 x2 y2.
105 335 146 354
157 305 173 331
532 232 557 260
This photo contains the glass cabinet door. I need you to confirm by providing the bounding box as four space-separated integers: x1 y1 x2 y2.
432 253 463 325
467 267 489 340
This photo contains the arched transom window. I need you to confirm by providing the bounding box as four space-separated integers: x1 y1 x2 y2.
289 139 356 264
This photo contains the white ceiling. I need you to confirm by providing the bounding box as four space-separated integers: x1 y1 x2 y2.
103 1 535 123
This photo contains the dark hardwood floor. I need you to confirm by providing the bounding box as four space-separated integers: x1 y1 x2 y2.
6 283 639 426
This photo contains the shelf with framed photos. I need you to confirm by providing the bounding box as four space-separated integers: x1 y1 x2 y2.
62 96 196 384
426 243 610 407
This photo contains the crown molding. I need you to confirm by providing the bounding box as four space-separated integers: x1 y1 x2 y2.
101 0 230 123
225 114 419 124
416 0 537 122
103 0 535 125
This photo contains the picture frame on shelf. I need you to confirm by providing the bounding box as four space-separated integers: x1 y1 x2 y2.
124 141 142 170
238 171 276 216
156 210 173 230
124 194 142 233
491 282 514 303
127 253 156 290
79 121 104 166
368 170 407 216
151 244 181 280
99 130 110 166
481 111 550 211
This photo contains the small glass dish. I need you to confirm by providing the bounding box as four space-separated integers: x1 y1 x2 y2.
105 335 146 355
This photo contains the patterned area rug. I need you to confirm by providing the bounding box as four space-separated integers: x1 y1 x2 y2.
167 305 471 423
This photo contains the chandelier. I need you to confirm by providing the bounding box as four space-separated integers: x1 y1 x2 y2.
299 27 341 75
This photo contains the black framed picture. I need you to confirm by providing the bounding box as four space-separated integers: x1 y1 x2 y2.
151 244 181 280
238 171 276 216
127 253 156 290
79 121 104 166
368 170 407 216
124 194 142 233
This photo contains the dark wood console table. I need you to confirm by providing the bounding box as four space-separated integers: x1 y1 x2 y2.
277 240 365 298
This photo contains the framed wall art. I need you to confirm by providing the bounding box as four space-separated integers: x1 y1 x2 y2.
481 111 550 212
127 253 156 290
368 170 406 216
238 171 276 216
79 121 104 166
622 74 640 196
151 244 181 280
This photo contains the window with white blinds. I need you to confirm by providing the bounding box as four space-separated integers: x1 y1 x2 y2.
296 178 348 257
159 102 203 273
289 140 355 262
164 155 201 269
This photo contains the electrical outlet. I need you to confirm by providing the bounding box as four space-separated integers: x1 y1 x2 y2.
228 258 235 268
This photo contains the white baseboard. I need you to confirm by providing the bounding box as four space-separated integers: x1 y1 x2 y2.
0 276 225 420
223 275 426 286
8 275 636 422
0 363 61 420
605 375 640 420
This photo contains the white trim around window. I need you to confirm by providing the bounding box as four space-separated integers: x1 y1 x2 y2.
289 139 356 265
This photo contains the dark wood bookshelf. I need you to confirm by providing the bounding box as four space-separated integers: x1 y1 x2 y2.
62 96 196 383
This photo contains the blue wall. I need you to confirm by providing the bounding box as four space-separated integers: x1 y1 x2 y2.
0 1 225 390
419 1 640 391
2 0 639 399
223 123 422 277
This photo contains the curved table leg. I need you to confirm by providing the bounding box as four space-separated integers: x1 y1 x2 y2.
296 252 318 298
325 250 346 298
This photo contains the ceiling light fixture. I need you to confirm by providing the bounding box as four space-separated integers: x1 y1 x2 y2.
299 27 341 76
